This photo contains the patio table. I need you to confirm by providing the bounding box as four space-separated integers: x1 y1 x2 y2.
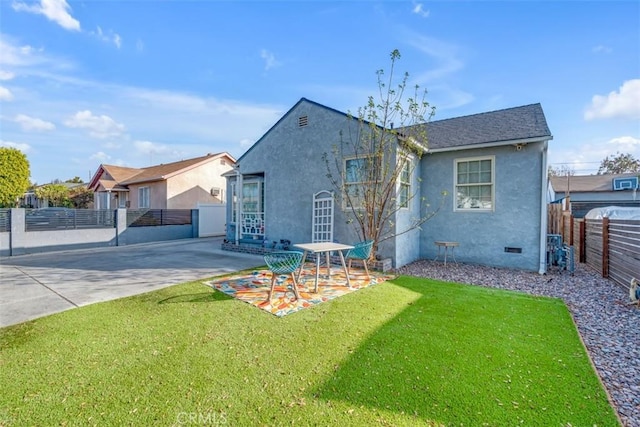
293 242 354 292
434 241 459 266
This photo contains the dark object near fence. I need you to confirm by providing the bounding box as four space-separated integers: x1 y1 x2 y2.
546 234 575 275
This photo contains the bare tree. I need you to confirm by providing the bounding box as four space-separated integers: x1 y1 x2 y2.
323 49 447 258
597 152 640 174
548 164 576 177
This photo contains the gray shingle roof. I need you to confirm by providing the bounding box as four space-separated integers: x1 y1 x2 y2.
404 103 552 150
550 173 639 193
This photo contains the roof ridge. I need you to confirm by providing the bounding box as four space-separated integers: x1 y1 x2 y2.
428 103 542 125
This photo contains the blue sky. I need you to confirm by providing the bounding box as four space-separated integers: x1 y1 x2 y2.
1 0 638 184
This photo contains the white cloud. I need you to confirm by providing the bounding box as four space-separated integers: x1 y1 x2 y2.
239 138 254 149
91 26 122 49
12 0 81 32
592 45 612 54
0 139 31 152
134 140 175 155
412 2 430 18
607 135 640 152
260 49 281 71
0 70 15 80
549 135 640 175
405 34 464 84
14 114 55 131
90 151 111 162
0 86 14 101
584 79 640 120
64 110 126 139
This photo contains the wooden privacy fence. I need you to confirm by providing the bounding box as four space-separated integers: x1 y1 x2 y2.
564 216 640 292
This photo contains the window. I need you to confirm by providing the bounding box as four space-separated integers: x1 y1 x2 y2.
240 180 264 237
398 156 411 208
97 192 108 209
455 156 494 211
231 183 237 222
344 155 381 209
242 182 261 213
118 192 127 208
138 187 150 208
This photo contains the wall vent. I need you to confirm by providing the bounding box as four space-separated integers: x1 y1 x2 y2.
504 247 522 254
612 176 639 191
298 115 308 127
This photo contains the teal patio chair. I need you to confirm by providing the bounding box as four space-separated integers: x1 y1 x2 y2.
264 251 304 302
345 240 374 280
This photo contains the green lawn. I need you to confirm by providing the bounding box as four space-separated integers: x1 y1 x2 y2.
0 275 619 426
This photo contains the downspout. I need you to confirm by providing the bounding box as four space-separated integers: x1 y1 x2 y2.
539 140 549 274
234 167 242 245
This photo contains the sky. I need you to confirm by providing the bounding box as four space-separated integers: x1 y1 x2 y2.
0 0 639 184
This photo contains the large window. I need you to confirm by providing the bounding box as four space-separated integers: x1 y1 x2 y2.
242 181 262 213
344 155 381 209
455 156 494 211
138 187 150 208
398 156 411 208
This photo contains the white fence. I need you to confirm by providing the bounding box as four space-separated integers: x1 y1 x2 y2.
198 203 226 237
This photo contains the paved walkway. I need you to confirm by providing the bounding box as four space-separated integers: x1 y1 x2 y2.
0 237 263 328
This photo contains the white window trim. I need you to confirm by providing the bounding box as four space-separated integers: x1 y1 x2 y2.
398 153 413 209
454 155 495 212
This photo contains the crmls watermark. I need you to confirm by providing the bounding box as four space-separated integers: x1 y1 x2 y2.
175 411 227 425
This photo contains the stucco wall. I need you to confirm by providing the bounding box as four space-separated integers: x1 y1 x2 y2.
420 142 545 271
234 101 366 251
167 159 232 208
127 181 167 209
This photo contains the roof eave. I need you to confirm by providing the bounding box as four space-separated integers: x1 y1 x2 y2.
427 135 552 153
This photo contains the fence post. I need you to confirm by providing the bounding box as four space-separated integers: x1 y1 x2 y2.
579 220 586 263
602 217 609 278
569 215 574 246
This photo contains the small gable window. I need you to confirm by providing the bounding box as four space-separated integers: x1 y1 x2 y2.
455 156 494 211
298 116 308 127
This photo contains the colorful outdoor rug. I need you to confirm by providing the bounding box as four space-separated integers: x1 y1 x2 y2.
204 265 394 317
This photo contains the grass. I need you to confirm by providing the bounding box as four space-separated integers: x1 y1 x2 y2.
0 275 619 426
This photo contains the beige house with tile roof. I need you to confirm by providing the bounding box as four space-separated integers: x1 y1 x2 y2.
88 153 236 209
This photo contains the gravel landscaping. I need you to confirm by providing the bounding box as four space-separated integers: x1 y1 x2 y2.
395 260 640 427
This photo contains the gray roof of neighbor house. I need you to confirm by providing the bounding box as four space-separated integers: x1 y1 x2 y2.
550 173 640 193
405 103 553 151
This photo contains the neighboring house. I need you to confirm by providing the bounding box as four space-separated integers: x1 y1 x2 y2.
88 153 236 209
549 173 640 218
22 182 86 208
224 98 553 273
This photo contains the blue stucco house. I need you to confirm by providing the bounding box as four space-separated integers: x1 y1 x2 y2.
223 98 553 273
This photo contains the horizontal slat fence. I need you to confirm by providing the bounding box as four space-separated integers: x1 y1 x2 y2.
127 209 193 227
551 205 640 293
584 219 604 275
607 219 640 290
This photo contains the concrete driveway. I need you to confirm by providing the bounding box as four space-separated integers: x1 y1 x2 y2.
0 237 263 328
